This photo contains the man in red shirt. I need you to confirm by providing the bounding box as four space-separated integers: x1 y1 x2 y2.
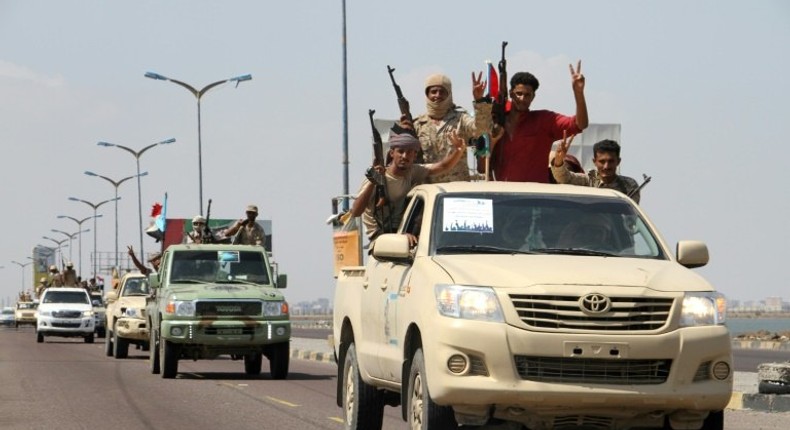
491 61 589 182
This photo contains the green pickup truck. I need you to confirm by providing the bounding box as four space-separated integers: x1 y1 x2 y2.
146 244 290 379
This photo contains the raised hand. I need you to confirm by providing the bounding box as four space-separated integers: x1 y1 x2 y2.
569 60 585 93
447 128 466 152
554 130 575 167
472 71 486 100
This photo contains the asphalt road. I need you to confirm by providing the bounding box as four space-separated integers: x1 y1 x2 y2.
1 326 788 430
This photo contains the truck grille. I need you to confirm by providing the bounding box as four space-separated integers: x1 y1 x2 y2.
52 310 82 318
52 322 83 328
195 301 262 317
514 356 671 385
509 294 673 331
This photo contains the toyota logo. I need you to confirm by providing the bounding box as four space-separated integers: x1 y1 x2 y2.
579 293 611 314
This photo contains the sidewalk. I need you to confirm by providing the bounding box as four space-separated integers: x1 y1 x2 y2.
289 337 790 412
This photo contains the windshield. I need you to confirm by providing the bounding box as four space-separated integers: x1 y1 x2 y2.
169 250 270 284
43 291 90 304
431 193 665 259
2 309 13 315
122 278 150 296
17 303 37 310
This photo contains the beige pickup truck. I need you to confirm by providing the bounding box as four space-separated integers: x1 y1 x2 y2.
333 182 731 430
105 273 150 358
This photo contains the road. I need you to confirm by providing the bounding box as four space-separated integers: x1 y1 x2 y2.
1 326 788 430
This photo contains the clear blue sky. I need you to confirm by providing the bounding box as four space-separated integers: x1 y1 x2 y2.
1 0 788 305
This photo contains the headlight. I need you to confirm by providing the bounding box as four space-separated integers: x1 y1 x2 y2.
166 301 196 317
263 301 287 317
435 285 504 322
38 310 51 317
124 308 141 318
680 292 726 327
83 310 94 318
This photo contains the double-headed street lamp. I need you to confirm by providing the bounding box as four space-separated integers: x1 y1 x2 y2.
68 197 119 280
84 170 148 270
145 71 252 215
50 228 90 264
11 260 32 292
57 214 100 277
97 138 175 258
42 236 70 268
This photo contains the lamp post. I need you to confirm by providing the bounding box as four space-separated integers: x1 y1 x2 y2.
84 170 148 270
145 71 251 215
68 197 119 281
42 236 70 268
10 260 32 292
97 138 174 258
50 228 90 264
57 215 100 277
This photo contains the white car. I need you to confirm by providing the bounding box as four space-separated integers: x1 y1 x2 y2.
0 307 14 326
36 288 95 343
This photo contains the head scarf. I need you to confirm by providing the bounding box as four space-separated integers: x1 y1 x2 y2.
388 131 420 151
424 73 453 119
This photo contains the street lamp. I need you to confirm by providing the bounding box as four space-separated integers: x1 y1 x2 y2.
145 71 252 215
68 197 119 281
97 138 174 258
42 236 70 268
84 170 148 270
50 228 90 264
10 260 32 292
57 214 101 277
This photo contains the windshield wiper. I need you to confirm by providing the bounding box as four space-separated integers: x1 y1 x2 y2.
435 245 537 255
532 247 618 257
171 278 210 284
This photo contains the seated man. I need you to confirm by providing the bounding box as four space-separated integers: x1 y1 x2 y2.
556 213 615 251
499 206 545 251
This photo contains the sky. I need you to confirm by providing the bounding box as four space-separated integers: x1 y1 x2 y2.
1 0 788 306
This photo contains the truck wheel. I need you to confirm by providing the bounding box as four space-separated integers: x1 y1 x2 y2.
408 348 456 430
269 342 289 380
113 326 129 359
149 329 160 374
97 328 106 338
36 332 44 343
342 343 384 430
84 334 95 343
699 410 723 430
105 330 114 357
244 353 263 375
160 339 179 379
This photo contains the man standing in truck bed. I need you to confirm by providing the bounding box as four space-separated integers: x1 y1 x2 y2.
225 205 266 246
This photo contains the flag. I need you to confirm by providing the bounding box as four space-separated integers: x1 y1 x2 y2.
486 61 498 99
146 193 167 242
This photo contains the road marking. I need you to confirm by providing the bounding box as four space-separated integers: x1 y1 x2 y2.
266 396 299 407
329 417 344 423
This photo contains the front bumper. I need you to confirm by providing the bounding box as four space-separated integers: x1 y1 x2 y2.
37 316 94 336
161 318 290 350
420 319 732 420
116 317 149 341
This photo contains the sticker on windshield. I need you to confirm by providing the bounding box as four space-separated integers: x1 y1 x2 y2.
217 251 240 263
443 198 494 233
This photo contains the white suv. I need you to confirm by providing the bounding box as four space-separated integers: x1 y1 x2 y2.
37 288 95 343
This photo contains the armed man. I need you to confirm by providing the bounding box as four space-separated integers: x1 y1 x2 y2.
47 265 64 288
62 261 78 287
225 205 266 246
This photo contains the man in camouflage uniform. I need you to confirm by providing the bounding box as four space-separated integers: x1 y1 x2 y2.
61 261 78 287
47 265 64 288
551 136 641 203
406 72 493 183
225 205 266 247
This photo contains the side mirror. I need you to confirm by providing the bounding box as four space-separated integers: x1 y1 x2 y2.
105 291 118 303
372 234 411 261
149 273 160 289
92 300 101 307
676 240 709 268
277 274 288 289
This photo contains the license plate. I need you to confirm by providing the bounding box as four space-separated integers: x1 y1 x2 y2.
216 328 243 335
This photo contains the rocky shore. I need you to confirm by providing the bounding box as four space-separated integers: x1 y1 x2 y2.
733 330 790 343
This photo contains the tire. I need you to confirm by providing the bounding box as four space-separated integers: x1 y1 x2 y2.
105 330 114 357
341 343 384 430
97 328 106 338
269 342 290 380
700 410 724 430
408 348 456 430
36 332 44 343
244 352 263 375
142 341 150 352
113 325 129 359
84 334 95 343
758 380 790 395
149 327 160 374
160 339 179 379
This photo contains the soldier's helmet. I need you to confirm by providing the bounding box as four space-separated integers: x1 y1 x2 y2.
39 277 47 283
49 265 58 272
66 261 74 268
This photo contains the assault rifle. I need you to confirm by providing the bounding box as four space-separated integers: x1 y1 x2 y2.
368 109 394 234
202 199 217 244
492 41 509 127
386 65 416 136
628 174 652 199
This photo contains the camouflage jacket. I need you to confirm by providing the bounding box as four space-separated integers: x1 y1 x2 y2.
551 164 641 203
413 101 493 183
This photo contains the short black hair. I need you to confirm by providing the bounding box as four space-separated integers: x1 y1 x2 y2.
592 139 621 158
510 72 540 91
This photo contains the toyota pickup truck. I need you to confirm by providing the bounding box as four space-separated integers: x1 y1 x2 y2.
105 273 150 358
333 181 731 430
147 244 290 379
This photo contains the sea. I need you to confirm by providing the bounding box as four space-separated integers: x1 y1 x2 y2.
726 318 790 335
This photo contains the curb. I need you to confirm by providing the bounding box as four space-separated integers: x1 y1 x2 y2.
291 348 335 364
